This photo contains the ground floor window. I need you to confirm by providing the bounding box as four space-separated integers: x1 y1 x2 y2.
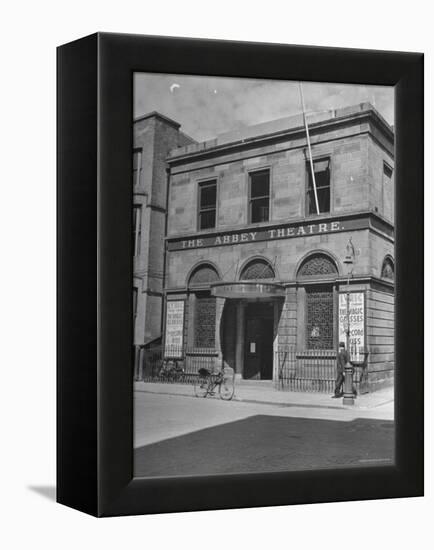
194 292 216 348
306 286 334 349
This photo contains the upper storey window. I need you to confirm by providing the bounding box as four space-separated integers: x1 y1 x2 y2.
383 163 393 180
133 148 142 188
382 162 393 220
133 205 142 257
249 169 270 223
198 180 217 230
307 158 330 215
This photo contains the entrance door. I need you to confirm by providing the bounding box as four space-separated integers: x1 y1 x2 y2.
244 303 274 380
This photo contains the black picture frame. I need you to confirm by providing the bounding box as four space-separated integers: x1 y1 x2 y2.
57 32 423 517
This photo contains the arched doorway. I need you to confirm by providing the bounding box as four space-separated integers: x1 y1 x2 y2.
212 258 284 381
240 259 276 380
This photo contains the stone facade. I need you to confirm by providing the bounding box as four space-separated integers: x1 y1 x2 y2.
162 103 395 391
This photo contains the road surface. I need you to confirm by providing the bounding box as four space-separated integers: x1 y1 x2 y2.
134 392 394 477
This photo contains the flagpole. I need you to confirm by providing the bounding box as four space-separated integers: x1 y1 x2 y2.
299 82 320 215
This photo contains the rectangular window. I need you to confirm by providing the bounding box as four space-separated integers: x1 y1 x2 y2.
249 169 270 223
133 149 142 187
307 158 330 215
133 287 138 319
198 180 217 230
382 162 393 220
383 163 393 180
306 286 334 350
133 205 142 257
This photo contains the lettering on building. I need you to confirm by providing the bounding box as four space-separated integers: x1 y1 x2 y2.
168 218 365 251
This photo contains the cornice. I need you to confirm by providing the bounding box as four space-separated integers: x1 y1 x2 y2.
167 107 394 165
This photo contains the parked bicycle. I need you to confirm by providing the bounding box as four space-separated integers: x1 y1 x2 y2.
194 366 235 400
158 358 185 382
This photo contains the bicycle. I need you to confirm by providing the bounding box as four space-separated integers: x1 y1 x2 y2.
158 358 185 382
194 366 235 400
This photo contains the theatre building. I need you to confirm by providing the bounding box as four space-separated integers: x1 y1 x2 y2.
161 103 395 392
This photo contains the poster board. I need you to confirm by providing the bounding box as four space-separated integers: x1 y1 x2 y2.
164 300 184 357
338 292 365 358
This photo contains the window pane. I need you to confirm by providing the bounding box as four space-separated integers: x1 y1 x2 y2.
133 205 141 256
241 260 274 280
200 183 216 208
308 163 330 190
199 210 216 230
133 151 141 169
307 158 330 214
195 293 216 348
133 287 138 317
313 159 329 173
314 168 330 189
307 191 317 215
306 287 334 350
307 188 330 214
251 198 269 223
383 164 393 179
133 150 142 187
250 171 269 198
317 187 330 213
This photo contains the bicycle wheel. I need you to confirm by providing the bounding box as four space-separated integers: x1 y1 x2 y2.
219 373 235 400
194 375 209 398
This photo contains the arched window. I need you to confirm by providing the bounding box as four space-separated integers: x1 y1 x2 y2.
188 264 220 287
297 253 337 350
297 253 338 278
305 287 334 350
188 264 220 349
240 259 275 280
381 257 394 281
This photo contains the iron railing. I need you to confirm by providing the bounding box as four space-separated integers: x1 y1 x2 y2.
275 346 369 394
136 345 219 384
135 344 369 393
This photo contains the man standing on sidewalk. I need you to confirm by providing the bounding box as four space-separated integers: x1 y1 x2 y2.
332 342 350 398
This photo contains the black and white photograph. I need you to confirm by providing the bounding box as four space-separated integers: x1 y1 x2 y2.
2 0 429 545
132 74 396 478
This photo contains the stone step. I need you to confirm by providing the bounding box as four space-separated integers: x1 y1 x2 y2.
236 379 274 387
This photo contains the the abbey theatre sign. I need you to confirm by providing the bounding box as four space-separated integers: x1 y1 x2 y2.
167 215 373 251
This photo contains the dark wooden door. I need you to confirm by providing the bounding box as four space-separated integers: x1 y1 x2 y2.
260 317 274 379
244 304 274 380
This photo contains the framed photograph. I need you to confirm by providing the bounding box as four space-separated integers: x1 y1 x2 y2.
57 33 423 517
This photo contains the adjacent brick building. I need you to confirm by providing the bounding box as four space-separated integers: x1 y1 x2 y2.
135 103 395 392
132 112 194 375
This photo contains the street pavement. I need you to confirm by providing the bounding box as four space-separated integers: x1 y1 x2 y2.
134 380 394 413
134 382 395 478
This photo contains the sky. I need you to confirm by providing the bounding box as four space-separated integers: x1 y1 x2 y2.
134 73 394 143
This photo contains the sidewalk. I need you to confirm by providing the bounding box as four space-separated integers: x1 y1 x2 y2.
134 380 394 412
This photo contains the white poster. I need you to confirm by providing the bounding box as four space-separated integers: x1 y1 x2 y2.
164 301 184 356
338 292 365 357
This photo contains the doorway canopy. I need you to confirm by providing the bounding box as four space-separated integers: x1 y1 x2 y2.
210 258 284 299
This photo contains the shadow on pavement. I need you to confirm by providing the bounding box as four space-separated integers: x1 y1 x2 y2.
134 415 394 478
27 485 56 502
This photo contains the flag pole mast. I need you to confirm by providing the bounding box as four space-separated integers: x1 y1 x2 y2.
299 82 320 215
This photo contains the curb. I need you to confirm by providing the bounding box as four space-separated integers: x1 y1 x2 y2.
233 396 344 410
134 386 392 411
